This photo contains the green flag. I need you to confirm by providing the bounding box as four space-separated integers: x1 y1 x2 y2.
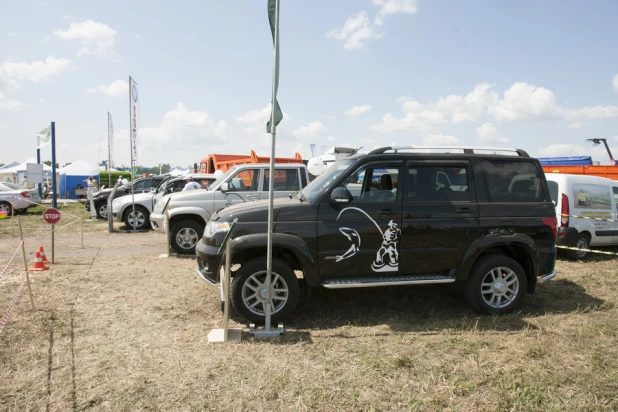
267 0 283 133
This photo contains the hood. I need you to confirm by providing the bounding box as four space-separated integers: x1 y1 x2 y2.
167 189 211 203
113 192 153 205
214 197 312 223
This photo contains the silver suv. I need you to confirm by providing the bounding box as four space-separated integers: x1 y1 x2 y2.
150 163 309 254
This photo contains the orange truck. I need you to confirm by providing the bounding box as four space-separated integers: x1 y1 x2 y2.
198 150 303 174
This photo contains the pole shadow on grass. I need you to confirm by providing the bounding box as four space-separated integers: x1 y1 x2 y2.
275 280 607 334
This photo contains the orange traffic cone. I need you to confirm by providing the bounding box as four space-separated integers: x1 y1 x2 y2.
30 251 49 271
38 246 49 263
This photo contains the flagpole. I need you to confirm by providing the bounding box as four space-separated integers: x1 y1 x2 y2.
107 112 111 188
51 122 57 208
36 137 42 198
264 0 280 333
129 76 135 231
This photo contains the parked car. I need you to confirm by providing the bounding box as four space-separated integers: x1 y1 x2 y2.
112 173 216 230
150 163 310 254
0 182 41 214
545 173 618 260
195 146 558 324
86 175 169 219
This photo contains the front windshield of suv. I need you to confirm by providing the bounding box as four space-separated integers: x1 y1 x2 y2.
301 159 356 202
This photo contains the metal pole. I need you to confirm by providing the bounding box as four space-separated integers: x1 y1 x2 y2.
264 0 280 332
18 216 36 310
51 122 57 209
129 77 136 231
37 138 42 198
12 195 16 237
81 217 84 248
51 224 55 264
223 237 231 341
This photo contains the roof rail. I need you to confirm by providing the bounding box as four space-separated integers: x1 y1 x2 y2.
367 146 530 157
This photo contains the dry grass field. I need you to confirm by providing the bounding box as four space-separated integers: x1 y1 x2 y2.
1 203 618 411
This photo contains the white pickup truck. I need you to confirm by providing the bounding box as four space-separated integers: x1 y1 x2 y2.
150 163 310 254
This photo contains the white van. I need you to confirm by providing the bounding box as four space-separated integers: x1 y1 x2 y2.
545 173 618 259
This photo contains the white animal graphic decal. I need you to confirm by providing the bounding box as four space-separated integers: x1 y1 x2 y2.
336 207 400 272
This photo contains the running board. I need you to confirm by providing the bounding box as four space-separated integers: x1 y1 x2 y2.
321 275 456 289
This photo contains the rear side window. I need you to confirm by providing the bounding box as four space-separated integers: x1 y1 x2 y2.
406 165 471 203
547 181 559 204
481 160 545 202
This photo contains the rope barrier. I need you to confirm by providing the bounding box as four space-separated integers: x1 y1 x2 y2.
556 245 618 256
0 241 24 282
18 196 85 220
0 271 26 335
561 213 617 223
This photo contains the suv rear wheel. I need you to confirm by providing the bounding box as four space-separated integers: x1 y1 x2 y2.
95 201 108 219
566 234 589 260
170 220 204 254
464 255 527 314
231 257 299 324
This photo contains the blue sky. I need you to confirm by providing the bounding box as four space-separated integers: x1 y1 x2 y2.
1 0 618 168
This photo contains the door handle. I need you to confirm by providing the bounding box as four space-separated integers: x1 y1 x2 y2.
456 206 472 213
379 209 396 215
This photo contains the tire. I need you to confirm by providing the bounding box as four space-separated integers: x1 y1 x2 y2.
231 257 299 324
170 220 204 254
95 202 108 219
566 234 589 260
123 206 149 230
464 255 527 314
0 201 12 215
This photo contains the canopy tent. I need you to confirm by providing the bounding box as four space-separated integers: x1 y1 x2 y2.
59 160 99 199
0 158 53 185
169 167 189 177
0 161 19 170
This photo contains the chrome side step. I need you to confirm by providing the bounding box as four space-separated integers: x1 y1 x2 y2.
321 275 456 289
195 268 218 287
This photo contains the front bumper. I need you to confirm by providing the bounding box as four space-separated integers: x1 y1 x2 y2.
195 238 224 284
150 212 165 232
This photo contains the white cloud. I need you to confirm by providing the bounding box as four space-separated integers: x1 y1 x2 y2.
345 104 372 116
564 105 618 120
0 92 26 112
86 79 128 98
613 74 618 92
9 32 16 37
488 82 562 123
53 20 118 58
422 134 459 145
38 98 47 104
0 56 70 83
371 99 447 132
139 103 228 151
537 143 618 164
476 123 509 143
328 135 336 142
292 121 328 139
0 122 7 129
326 11 381 49
436 83 498 123
372 0 419 25
568 121 586 130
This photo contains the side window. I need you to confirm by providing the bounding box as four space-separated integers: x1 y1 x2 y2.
263 169 301 191
481 160 545 203
133 179 150 191
406 166 471 203
613 187 618 207
229 169 259 191
172 180 186 192
332 164 400 203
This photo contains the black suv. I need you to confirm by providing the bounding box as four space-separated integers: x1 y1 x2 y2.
86 175 169 219
196 146 558 324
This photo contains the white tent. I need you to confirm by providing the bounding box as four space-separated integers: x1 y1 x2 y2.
59 160 100 199
169 167 189 177
0 157 53 183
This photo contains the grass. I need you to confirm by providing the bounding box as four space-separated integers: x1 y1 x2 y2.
1 211 618 411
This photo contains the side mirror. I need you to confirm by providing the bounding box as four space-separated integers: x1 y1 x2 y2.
149 187 156 193
221 182 229 192
331 187 352 203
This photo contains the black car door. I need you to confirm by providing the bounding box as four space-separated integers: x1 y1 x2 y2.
398 161 480 275
317 161 404 277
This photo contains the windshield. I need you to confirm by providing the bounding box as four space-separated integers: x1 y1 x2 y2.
156 178 170 194
301 159 356 202
209 166 240 190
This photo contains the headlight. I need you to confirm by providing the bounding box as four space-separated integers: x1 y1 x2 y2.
153 199 167 213
203 221 230 238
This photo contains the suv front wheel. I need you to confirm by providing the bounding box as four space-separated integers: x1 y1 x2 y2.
170 220 204 254
464 255 527 314
231 257 299 324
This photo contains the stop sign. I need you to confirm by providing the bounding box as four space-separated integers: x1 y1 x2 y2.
42 207 61 224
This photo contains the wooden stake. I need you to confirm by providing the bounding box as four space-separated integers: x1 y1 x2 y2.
17 216 36 310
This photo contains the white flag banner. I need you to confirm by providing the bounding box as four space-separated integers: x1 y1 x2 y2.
36 125 51 149
108 112 114 168
129 76 140 162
